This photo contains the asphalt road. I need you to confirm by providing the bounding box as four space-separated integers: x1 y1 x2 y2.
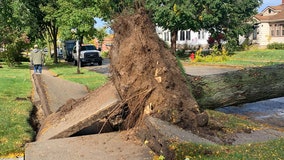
84 58 241 76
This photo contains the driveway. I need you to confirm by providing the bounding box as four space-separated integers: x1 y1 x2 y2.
83 58 110 76
183 65 241 76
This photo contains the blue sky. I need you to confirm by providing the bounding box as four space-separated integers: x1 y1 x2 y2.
259 0 281 12
94 18 113 34
94 18 106 28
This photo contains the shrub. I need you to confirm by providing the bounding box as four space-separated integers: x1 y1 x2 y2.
193 44 228 63
175 49 186 58
267 42 284 50
0 43 30 67
100 51 109 58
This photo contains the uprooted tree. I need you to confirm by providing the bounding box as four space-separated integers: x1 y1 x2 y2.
189 64 284 109
109 8 208 131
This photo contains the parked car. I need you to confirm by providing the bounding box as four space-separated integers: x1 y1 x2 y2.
72 44 103 66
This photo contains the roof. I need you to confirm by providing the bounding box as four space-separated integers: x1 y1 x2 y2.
255 4 284 22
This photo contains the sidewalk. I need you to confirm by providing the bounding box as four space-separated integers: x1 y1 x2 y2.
31 67 89 114
25 67 155 160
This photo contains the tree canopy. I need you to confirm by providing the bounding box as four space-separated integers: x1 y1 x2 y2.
146 0 201 50
196 0 262 50
0 0 34 66
0 0 263 65
146 0 262 51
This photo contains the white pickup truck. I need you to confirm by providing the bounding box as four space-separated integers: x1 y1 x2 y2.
72 44 103 67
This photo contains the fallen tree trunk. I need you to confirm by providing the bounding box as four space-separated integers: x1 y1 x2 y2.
188 64 284 109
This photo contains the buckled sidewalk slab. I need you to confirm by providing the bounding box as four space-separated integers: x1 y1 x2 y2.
135 116 216 159
36 82 121 141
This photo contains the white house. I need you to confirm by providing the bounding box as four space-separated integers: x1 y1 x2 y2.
156 1 284 49
156 27 210 50
252 0 284 47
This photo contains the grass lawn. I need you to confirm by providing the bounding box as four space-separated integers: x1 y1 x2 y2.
172 110 284 160
0 63 34 157
231 49 284 62
221 49 284 67
174 138 284 160
184 49 284 67
46 62 108 91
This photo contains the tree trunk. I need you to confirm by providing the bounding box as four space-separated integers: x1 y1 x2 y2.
171 30 178 53
52 36 58 63
109 8 207 130
188 64 284 109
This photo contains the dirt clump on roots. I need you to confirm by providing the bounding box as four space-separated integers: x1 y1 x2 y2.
109 8 208 132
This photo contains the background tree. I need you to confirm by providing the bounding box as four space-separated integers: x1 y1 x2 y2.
57 0 100 43
22 0 60 62
0 0 33 66
94 28 108 49
39 1 61 63
196 0 262 51
23 0 103 63
146 0 200 52
56 0 101 73
145 0 262 52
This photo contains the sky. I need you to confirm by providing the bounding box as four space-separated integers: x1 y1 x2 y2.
258 0 281 12
94 18 113 34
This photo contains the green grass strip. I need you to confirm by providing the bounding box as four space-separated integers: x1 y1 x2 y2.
47 62 108 91
174 138 284 160
0 63 35 157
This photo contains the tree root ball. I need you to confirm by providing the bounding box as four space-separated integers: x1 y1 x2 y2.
109 7 208 130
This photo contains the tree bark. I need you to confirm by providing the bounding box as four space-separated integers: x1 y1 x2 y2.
188 64 284 109
170 30 178 53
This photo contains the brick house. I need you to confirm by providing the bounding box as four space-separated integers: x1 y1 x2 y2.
93 34 114 52
252 0 284 47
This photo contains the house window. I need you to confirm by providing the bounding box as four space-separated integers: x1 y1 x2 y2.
270 24 284 37
186 30 191 40
270 25 275 36
180 30 185 41
282 24 284 36
164 32 170 41
271 30 275 36
253 28 257 40
198 30 205 39
276 25 280 36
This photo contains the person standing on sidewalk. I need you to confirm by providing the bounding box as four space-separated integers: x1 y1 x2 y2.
30 44 45 74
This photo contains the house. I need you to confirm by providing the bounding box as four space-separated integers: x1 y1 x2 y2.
93 34 114 52
252 0 284 47
156 27 210 50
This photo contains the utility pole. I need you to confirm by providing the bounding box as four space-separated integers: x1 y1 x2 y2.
76 40 80 74
71 28 81 74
